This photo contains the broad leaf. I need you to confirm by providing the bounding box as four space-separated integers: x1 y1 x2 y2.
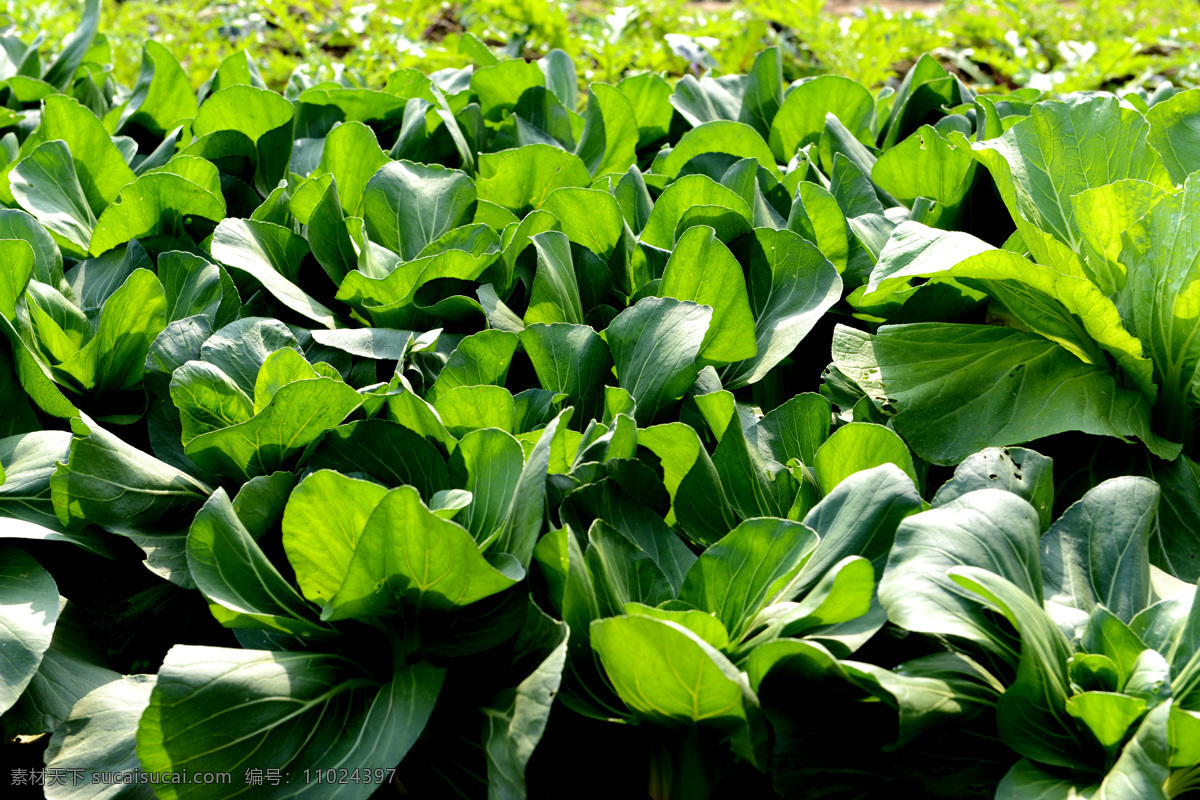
658 225 757 367
0 544 58 715
137 647 443 799
721 228 842 388
1041 477 1160 623
363 160 477 261
210 218 340 329
879 490 1043 655
591 615 753 735
606 297 712 425
11 139 95 255
680 517 818 639
832 323 1179 465
769 76 874 163
43 675 158 800
188 489 330 636
325 486 521 621
933 447 1055 531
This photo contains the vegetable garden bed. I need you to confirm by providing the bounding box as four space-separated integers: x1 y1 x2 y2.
3 2 1200 799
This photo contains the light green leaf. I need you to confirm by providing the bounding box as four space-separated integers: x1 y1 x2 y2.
427 329 519 404
811 422 917 495
476 145 592 216
363 160 477 261
309 419 450 501
560 479 695 594
197 317 300 395
949 566 1085 768
43 674 158 800
540 187 623 260
336 248 493 328
587 520 674 615
50 418 212 533
794 464 922 593
1119 172 1200 445
1066 692 1148 756
325 485 521 620
881 54 966 149
183 374 362 480
788 181 850 275
281 470 389 605
188 489 330 636
170 360 254 443
304 181 355 284
520 323 611 423
748 555 875 645
618 72 672 149
448 428 525 544
157 250 233 324
1146 88 1200 185
968 96 1172 259
659 225 757 367
116 41 197 139
89 163 226 257
623 604 729 650
433 384 515 437
493 409 568 567
871 125 973 217
680 517 818 640
7 95 135 214
0 431 96 543
842 653 1003 747
311 121 389 216
670 73 747 130
4 599 119 736
661 120 781 180
933 447 1055 530
1041 477 1159 623
1000 759 1089 800
696 390 798 521
472 59 545 122
591 615 752 734
193 84 295 195
539 48 577 109
524 230 583 326
1146 455 1200 582
1071 179 1169 295
41 0 100 90
0 238 35 321
739 47 784 139
0 209 65 289
10 140 96 255
639 173 752 251
769 76 874 163
865 222 1155 399
574 83 638 177
483 608 569 800
637 422 736 545
1097 703 1171 800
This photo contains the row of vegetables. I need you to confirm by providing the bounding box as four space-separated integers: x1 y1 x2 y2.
3 2 1200 798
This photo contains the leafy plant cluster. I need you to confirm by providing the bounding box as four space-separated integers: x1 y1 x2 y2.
5 3 1200 799
9 0 1200 94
